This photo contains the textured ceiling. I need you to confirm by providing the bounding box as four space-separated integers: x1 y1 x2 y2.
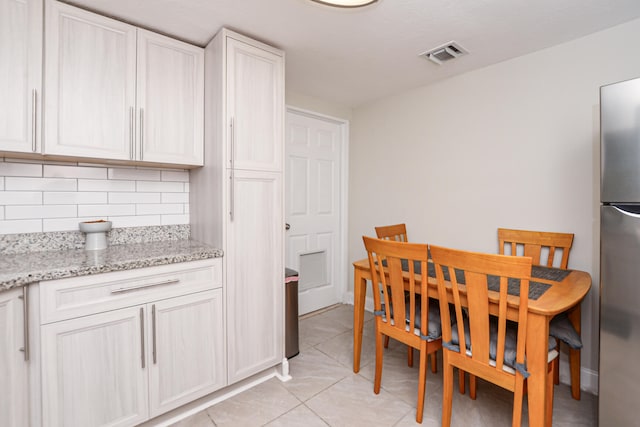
65 0 640 107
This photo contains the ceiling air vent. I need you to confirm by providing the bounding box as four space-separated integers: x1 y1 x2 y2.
419 41 468 65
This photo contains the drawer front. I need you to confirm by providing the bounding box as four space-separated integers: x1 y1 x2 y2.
40 258 222 324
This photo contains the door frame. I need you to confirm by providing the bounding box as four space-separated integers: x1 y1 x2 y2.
285 105 350 310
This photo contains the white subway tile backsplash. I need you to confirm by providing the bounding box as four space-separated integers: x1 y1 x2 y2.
0 162 42 177
110 215 162 228
44 164 107 179
136 181 184 193
108 168 161 181
5 177 77 191
136 203 183 215
0 219 42 233
44 192 107 205
78 204 135 217
43 217 95 232
6 205 77 219
161 192 189 204
1 163 190 234
109 192 160 204
0 192 42 205
161 170 189 182
78 179 136 192
161 214 189 225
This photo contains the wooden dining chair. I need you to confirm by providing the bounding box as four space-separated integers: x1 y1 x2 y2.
375 224 418 366
363 236 442 423
497 228 581 400
430 245 559 427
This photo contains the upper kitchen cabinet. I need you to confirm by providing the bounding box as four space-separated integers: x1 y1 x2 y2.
0 0 42 154
43 0 136 161
137 30 204 166
227 35 284 172
43 0 204 167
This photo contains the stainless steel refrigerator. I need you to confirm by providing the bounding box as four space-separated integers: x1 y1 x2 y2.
600 76 640 426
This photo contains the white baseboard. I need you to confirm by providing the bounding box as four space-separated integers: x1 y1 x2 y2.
343 291 599 396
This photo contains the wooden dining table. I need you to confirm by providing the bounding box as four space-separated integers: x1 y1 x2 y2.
351 257 591 427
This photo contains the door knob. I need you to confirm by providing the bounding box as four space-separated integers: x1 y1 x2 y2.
285 223 291 230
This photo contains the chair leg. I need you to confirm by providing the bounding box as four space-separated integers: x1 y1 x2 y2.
431 351 438 373
512 375 525 427
442 352 454 427
416 344 428 423
546 361 556 427
469 374 477 400
374 329 384 394
458 369 465 394
569 347 581 400
553 342 560 385
408 346 413 367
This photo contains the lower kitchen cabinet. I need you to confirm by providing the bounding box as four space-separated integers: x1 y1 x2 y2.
0 287 29 427
37 259 225 427
41 305 149 427
149 290 225 416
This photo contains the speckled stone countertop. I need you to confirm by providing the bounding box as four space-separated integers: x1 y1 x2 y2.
0 239 223 291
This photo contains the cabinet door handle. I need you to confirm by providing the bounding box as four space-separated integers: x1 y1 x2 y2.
152 304 157 364
139 108 144 161
18 286 29 362
140 307 146 369
129 107 134 160
229 170 234 221
110 279 180 294
31 89 37 152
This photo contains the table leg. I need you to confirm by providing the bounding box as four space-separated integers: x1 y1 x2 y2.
353 268 367 373
567 304 581 400
526 313 551 427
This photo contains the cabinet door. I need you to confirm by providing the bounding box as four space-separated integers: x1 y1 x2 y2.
0 0 41 153
44 0 136 160
41 305 148 427
137 30 204 166
226 170 283 383
226 36 284 172
149 289 225 416
0 288 28 427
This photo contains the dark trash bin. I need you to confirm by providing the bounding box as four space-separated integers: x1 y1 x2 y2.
285 268 299 359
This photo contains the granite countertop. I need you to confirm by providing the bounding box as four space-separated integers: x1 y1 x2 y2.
0 239 223 292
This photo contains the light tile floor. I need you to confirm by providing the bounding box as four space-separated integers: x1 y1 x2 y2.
173 304 598 427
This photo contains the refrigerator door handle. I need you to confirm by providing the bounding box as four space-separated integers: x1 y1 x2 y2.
610 204 640 216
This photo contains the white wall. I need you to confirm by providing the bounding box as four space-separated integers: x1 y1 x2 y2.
0 158 190 233
349 17 640 390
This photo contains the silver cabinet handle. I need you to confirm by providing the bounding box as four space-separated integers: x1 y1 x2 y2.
139 108 144 161
110 279 179 294
31 90 37 152
152 304 157 364
140 307 146 369
129 107 134 160
18 286 29 362
229 170 234 221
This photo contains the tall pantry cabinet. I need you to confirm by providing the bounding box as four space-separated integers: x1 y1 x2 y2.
191 29 285 384
0 0 42 154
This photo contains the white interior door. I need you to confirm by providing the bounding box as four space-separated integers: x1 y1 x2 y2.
285 108 345 315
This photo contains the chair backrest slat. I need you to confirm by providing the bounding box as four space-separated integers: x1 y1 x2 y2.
498 228 574 269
